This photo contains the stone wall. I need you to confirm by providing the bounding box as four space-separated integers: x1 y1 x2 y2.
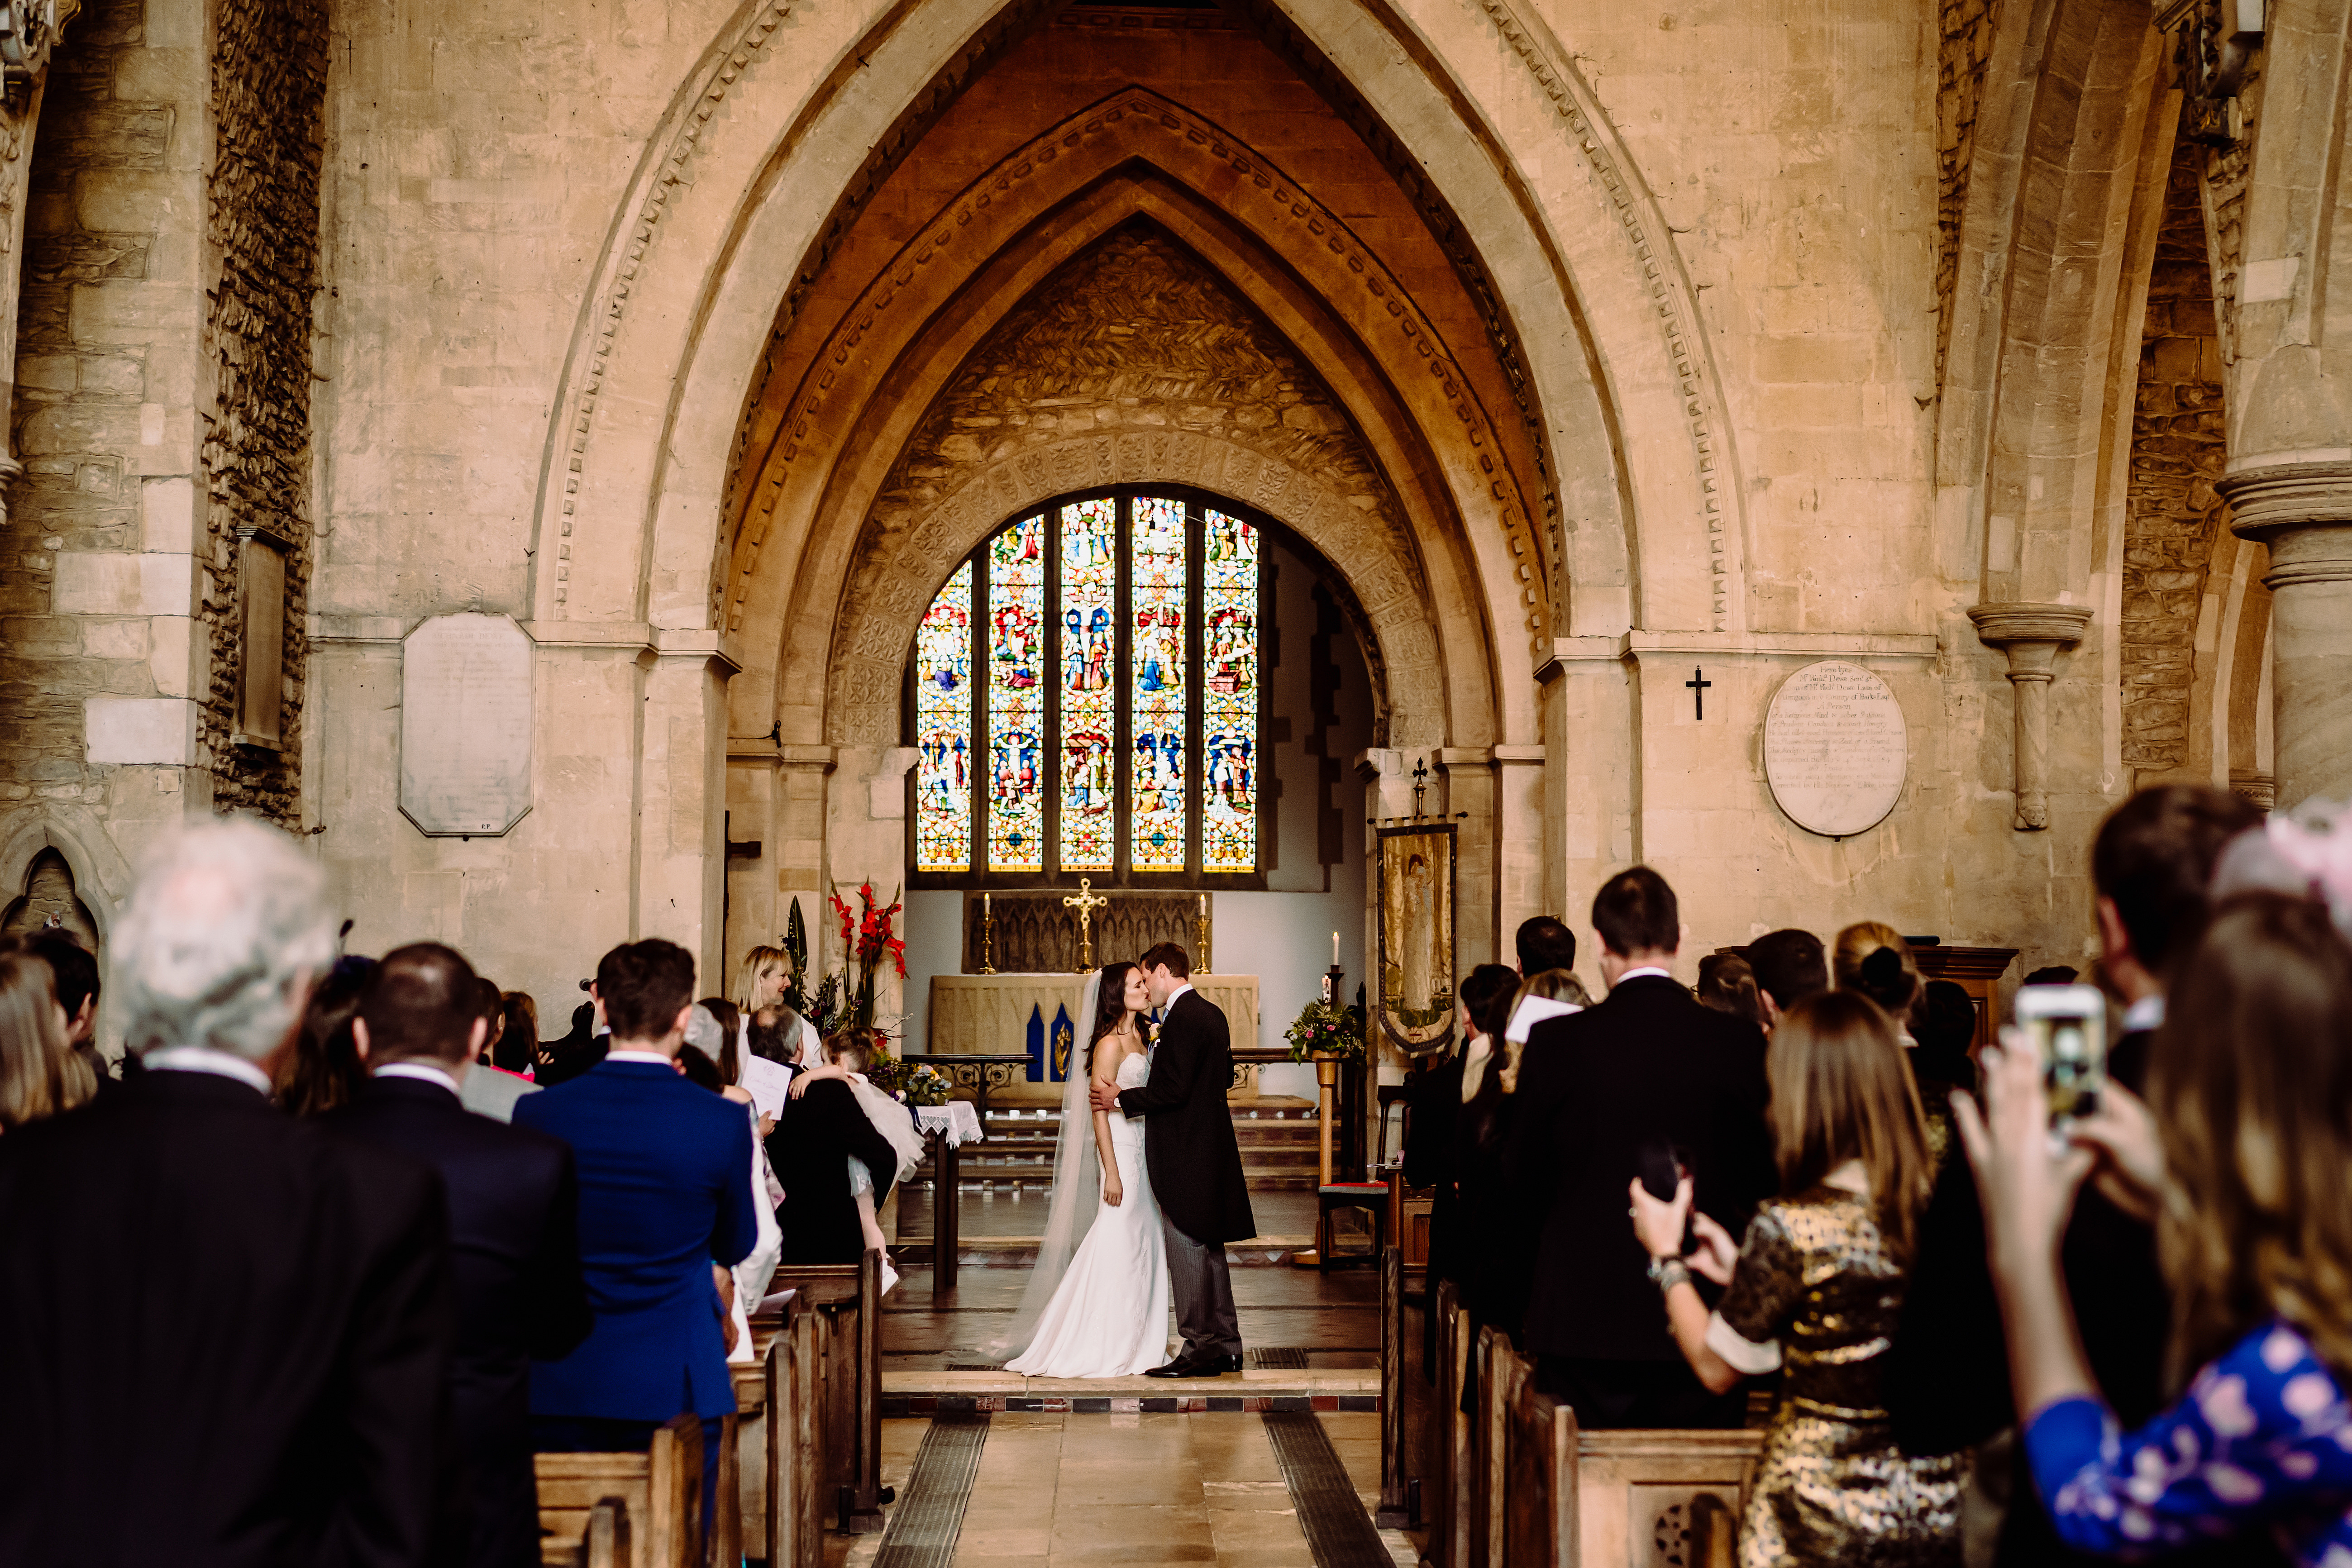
4 0 206 852
1937 0 2002 386
2122 141 2227 779
198 0 327 820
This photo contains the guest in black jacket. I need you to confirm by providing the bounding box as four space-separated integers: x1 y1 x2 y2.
0 819 455 1568
1506 865 1775 1429
1885 783 2265 1566
330 943 592 1568
769 1025 906 1264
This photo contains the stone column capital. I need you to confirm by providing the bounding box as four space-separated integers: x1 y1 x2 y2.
1967 602 2094 683
2218 462 2352 592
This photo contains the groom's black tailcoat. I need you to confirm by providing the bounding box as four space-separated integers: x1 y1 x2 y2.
1117 988 1256 1244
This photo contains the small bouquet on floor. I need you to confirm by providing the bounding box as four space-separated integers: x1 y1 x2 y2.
1284 996 1366 1062
901 1063 954 1107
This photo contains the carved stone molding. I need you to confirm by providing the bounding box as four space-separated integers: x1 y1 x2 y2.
2228 769 2276 811
724 89 1543 650
2219 462 2352 586
1969 602 2094 831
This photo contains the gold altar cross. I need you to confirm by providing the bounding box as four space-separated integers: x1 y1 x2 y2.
1061 877 1108 973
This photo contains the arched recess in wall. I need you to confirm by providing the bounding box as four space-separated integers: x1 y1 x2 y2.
525 0 1746 706
0 808 133 946
726 109 1502 753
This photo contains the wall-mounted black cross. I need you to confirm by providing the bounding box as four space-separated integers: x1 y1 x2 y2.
1686 666 1711 721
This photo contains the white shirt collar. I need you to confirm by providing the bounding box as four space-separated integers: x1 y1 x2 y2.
374 1060 462 1096
606 1049 677 1067
2122 994 2165 1033
1613 966 1674 987
1505 995 1582 1043
1164 982 1195 1012
143 1045 274 1097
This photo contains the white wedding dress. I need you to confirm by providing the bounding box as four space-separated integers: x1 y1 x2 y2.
1003 1049 1173 1377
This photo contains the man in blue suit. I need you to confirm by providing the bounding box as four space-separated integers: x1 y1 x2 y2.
515 938 755 1517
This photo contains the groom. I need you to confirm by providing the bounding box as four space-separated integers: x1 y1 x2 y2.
1091 941 1255 1377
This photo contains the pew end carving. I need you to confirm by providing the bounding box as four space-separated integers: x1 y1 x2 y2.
534 1411 702 1568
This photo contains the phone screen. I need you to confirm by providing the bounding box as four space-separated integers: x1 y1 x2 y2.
2016 985 2107 1125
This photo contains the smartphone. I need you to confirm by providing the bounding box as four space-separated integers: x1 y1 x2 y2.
1636 1137 1696 1255
2015 984 2108 1126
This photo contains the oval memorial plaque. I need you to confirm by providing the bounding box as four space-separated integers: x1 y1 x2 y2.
1763 661 1908 838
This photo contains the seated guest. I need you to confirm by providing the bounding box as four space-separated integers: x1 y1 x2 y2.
1507 866 1776 1427
516 939 756 1526
1695 951 1769 1032
769 1025 908 1266
1503 915 1580 1045
460 976 538 1123
0 819 453 1566
331 943 591 1568
1834 921 1924 1041
1632 990 1961 1565
1886 783 2263 1565
278 954 372 1115
1964 887 2352 1565
0 944 94 1129
1740 927 1827 1029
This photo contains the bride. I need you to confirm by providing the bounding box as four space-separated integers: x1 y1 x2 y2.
999 960 1172 1376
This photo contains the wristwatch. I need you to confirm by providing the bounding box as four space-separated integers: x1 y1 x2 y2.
1646 1254 1693 1295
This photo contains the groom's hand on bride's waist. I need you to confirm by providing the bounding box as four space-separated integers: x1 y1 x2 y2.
1089 1078 1123 1114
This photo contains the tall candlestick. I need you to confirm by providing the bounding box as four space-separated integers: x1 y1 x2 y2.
1197 892 1206 917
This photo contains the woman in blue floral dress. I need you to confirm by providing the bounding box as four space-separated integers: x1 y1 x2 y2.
1962 878 2352 1565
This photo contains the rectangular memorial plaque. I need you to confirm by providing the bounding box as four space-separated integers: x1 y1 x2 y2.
399 613 534 837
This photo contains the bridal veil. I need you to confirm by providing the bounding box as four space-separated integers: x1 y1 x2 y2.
988 967 1105 1359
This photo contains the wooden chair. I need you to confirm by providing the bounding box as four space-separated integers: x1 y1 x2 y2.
1315 1180 1388 1269
764 1295 828 1568
763 1249 885 1532
535 1412 703 1568
539 1497 627 1568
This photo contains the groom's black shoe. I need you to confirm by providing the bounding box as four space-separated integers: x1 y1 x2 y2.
1142 1354 1202 1379
1170 1353 1240 1378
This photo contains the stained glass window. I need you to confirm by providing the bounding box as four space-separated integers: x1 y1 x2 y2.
1130 496 1188 872
1059 499 1118 873
986 516 1046 873
911 490 1263 882
1201 508 1259 872
912 559 973 872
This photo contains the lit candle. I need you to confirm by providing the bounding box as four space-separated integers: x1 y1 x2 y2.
1332 930 1340 966
1198 893 1207 917
983 892 991 916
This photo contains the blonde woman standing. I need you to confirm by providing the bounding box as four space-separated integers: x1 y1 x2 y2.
1634 989 1961 1567
731 945 794 1118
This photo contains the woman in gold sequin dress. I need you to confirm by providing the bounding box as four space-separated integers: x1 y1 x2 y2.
1632 989 1964 1568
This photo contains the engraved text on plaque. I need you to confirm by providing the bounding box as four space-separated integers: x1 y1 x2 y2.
399 613 534 837
1762 660 1908 838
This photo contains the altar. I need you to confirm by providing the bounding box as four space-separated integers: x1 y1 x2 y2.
925 972 1263 1094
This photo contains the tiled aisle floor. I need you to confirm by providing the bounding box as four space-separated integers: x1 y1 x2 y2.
836 1411 1406 1568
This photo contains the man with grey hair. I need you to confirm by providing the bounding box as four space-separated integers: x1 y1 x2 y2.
0 817 457 1568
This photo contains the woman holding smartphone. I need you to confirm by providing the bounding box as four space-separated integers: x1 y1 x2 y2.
1961 888 2352 1564
1631 989 1962 1567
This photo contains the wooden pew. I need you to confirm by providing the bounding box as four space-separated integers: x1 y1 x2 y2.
763 1249 885 1533
539 1497 627 1568
1427 1279 1474 1568
755 1293 828 1568
535 1411 703 1568
1441 1325 1762 1568
1375 1244 1415 1527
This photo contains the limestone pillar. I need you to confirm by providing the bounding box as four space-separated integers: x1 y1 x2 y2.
1434 747 1496 971
1968 604 2094 830
2216 463 2352 810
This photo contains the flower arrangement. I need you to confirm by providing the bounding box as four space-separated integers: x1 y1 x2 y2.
861 1035 906 1097
828 881 906 1039
901 1063 954 1107
1285 996 1366 1062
